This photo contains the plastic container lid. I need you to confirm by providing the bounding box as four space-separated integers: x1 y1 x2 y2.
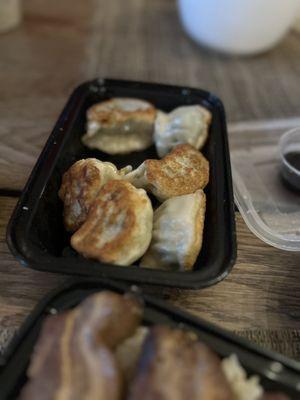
229 118 300 251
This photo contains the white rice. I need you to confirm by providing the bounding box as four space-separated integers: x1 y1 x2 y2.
222 354 264 400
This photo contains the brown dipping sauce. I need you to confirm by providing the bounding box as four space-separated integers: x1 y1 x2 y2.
285 151 300 171
281 151 300 191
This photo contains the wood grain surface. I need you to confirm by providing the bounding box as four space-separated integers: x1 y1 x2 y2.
1 196 299 359
1 0 300 190
0 0 299 361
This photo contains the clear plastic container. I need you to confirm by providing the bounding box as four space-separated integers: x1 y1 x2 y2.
229 119 300 251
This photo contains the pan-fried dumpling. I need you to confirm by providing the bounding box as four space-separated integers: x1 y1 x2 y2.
82 98 156 154
71 180 153 266
58 158 132 232
154 105 212 158
115 326 149 385
129 326 234 400
140 190 206 271
20 291 142 400
125 144 209 202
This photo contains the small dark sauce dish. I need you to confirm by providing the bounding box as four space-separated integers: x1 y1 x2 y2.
279 128 300 192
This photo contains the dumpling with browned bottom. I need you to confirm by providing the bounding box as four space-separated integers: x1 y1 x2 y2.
20 291 142 400
82 98 156 154
140 190 206 271
129 326 233 400
125 144 209 202
59 158 132 232
71 180 153 266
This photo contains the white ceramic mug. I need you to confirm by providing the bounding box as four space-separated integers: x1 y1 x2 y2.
177 0 300 55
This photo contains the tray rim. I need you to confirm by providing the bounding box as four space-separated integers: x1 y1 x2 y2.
0 277 299 399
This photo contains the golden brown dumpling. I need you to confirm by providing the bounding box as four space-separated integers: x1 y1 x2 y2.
125 144 209 202
71 180 153 266
82 98 156 154
58 158 131 232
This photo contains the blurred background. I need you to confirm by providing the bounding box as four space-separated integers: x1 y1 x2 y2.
0 0 300 187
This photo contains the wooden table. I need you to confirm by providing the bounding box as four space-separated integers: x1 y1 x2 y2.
0 0 300 359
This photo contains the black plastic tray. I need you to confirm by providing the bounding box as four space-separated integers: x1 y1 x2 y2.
0 278 299 399
6 78 236 288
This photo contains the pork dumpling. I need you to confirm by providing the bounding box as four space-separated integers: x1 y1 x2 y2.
20 291 142 400
129 326 233 400
125 144 209 202
82 98 156 154
140 190 206 271
115 326 149 385
154 105 212 157
58 158 132 232
71 180 153 266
